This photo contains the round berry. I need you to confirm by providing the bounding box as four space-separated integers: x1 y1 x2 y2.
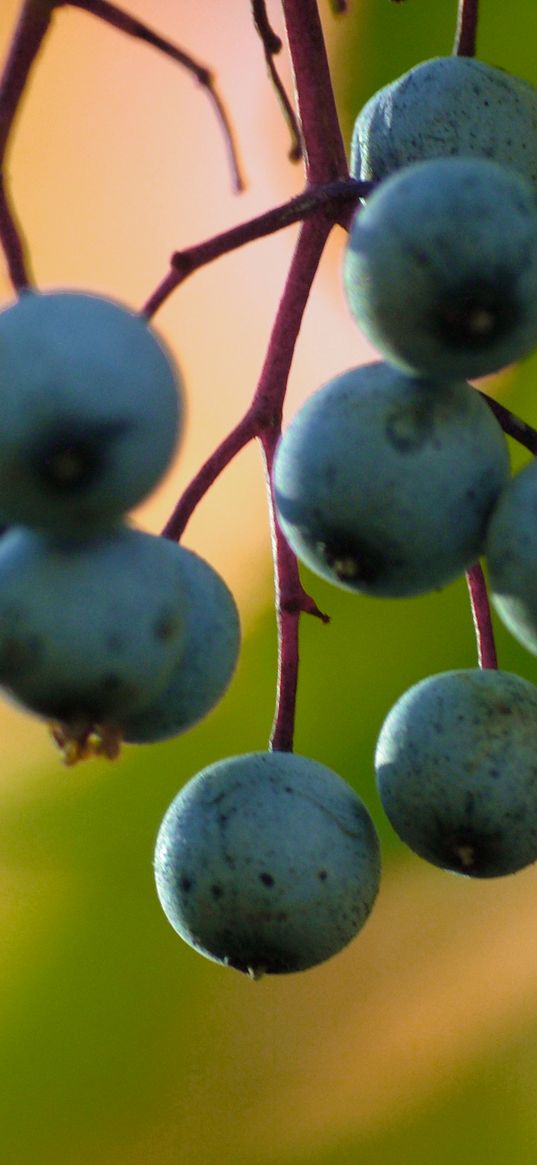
343 157 537 381
351 56 537 195
273 362 509 597
0 525 190 725
121 548 240 743
0 290 183 533
486 459 537 655
154 751 381 976
375 669 537 877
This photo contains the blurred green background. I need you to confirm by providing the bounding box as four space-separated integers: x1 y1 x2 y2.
3 2 537 1163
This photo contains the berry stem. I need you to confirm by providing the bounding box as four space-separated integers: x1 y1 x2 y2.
251 0 303 162
281 0 349 184
466 562 498 669
143 178 367 319
453 0 479 57
0 0 55 290
480 392 537 455
68 0 245 192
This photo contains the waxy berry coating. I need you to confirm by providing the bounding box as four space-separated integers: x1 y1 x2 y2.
154 751 381 976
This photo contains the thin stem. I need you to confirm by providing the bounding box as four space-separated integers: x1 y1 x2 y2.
251 0 303 162
281 0 349 183
68 0 245 191
479 392 537 455
262 425 329 754
466 562 498 669
0 0 55 289
453 0 479 57
143 177 367 318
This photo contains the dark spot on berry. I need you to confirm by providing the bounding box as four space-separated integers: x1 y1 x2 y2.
318 869 328 881
154 612 180 642
259 872 275 887
211 884 224 899
431 278 519 350
180 875 193 893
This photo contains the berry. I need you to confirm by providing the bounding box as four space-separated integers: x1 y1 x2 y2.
0 524 191 725
486 458 537 655
154 751 381 976
273 362 509 597
350 56 537 194
121 547 240 743
0 290 182 533
343 157 537 381
375 669 537 877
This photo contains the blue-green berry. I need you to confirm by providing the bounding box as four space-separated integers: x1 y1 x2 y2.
273 362 509 597
154 751 381 976
486 459 537 655
351 56 537 195
344 157 537 381
375 669 537 877
0 525 190 724
121 548 240 743
0 290 182 533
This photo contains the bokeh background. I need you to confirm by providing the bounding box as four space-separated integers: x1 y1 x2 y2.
3 1 537 1162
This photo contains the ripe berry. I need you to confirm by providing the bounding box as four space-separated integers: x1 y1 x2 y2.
343 157 537 381
351 56 537 195
121 547 240 743
154 751 381 976
486 458 537 655
273 362 509 597
375 669 537 877
0 290 182 533
0 524 191 725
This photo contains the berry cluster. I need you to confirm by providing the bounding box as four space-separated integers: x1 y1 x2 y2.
0 289 240 761
5 2 537 985
273 53 537 887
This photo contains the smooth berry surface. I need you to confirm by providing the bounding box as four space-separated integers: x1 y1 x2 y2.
0 290 183 533
0 524 191 724
121 547 240 743
344 157 537 381
154 751 381 976
375 669 537 877
273 362 509 597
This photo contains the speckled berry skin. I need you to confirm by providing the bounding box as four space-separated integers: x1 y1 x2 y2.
0 525 190 724
0 290 182 534
486 459 537 655
121 548 240 743
350 56 537 195
154 752 381 976
272 362 509 597
343 157 537 381
375 669 537 877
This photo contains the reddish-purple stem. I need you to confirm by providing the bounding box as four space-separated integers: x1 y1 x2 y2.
466 563 498 669
453 0 479 56
0 0 56 290
480 392 537 455
281 0 349 184
143 177 367 318
68 0 244 191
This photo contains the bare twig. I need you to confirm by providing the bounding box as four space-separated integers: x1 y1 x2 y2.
453 0 479 57
466 563 498 669
251 0 303 162
69 0 245 191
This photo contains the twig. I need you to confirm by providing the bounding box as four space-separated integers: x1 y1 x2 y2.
453 0 479 57
143 177 369 318
251 0 303 162
466 562 498 669
69 0 245 192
